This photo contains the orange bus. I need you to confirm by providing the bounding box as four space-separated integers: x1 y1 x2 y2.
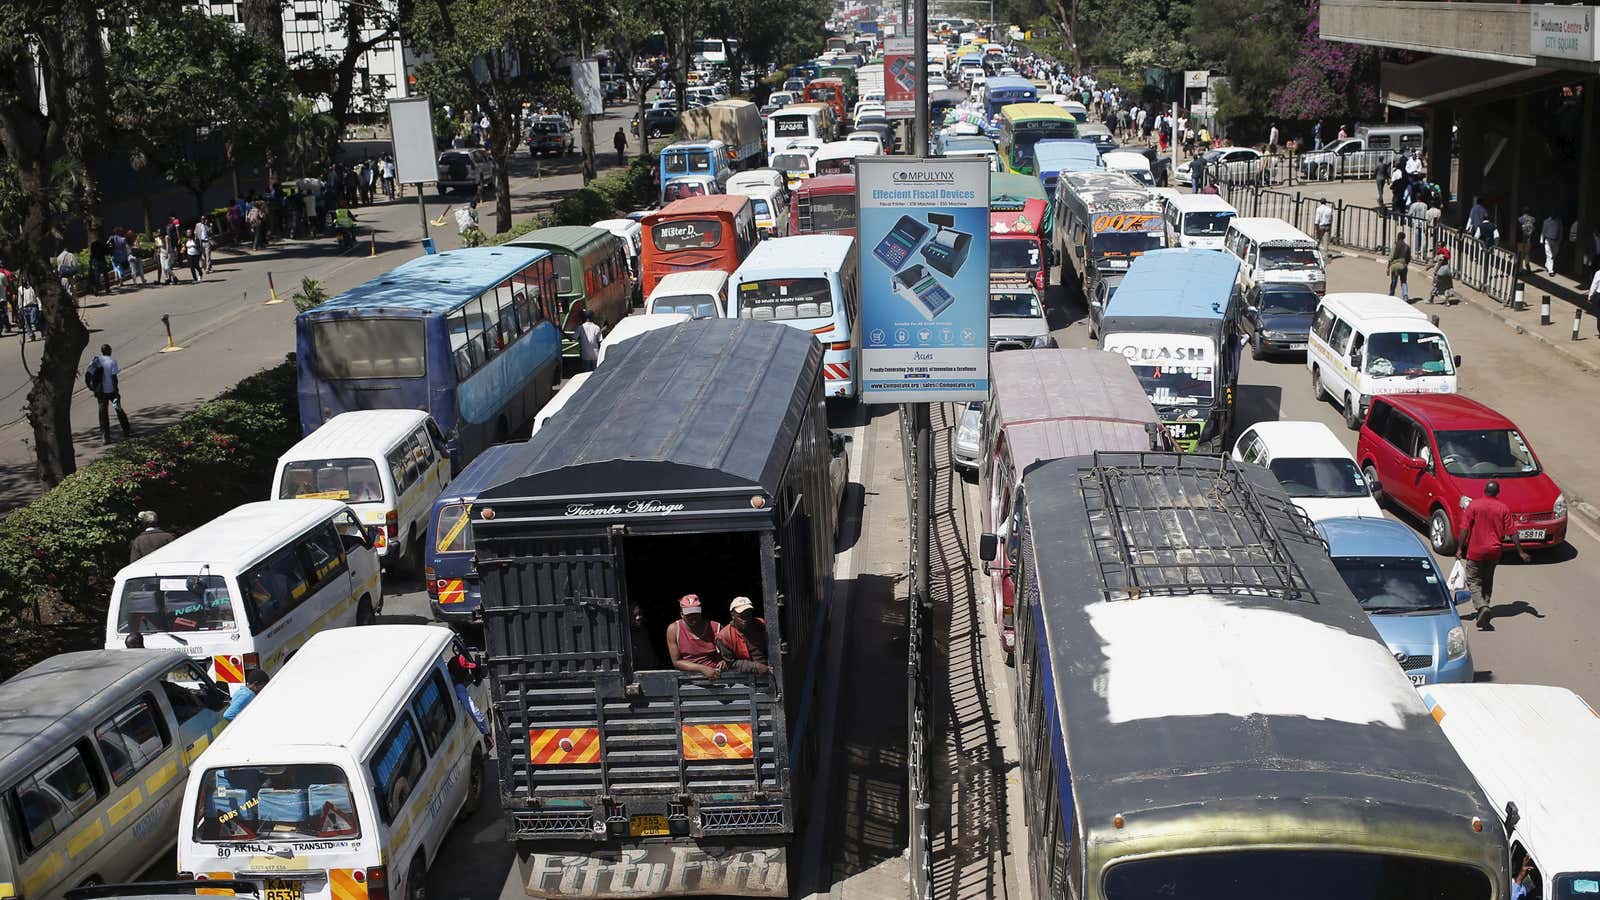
638 194 759 295
803 78 847 128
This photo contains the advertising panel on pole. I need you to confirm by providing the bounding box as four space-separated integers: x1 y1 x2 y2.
571 58 605 116
857 157 990 404
884 37 917 119
388 96 436 185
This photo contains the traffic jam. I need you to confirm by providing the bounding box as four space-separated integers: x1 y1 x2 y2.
3 10 1596 900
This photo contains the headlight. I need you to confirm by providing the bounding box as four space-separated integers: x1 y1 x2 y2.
1554 493 1567 516
957 423 980 446
1446 626 1467 660
1459 495 1472 510
1264 331 1287 341
1031 334 1056 348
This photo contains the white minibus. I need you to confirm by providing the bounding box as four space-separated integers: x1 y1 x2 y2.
767 104 833 161
645 271 729 318
177 625 488 900
727 234 861 401
1224 216 1327 295
1163 193 1238 251
105 500 383 691
531 372 590 435
1308 292 1460 428
0 650 229 900
596 313 691 364
272 410 450 574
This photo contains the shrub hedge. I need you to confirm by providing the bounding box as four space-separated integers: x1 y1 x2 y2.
0 358 301 678
490 153 661 243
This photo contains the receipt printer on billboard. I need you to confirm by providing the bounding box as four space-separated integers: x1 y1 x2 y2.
892 263 957 320
920 213 972 277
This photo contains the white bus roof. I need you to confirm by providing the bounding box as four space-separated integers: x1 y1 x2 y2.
1100 150 1152 171
647 270 730 300
732 235 856 281
591 218 641 239
277 409 429 464
202 625 452 757
599 313 691 364
533 372 591 434
117 500 351 572
727 170 785 193
1319 292 1438 328
1167 193 1237 213
1229 216 1317 245
1426 683 1600 878
815 140 882 161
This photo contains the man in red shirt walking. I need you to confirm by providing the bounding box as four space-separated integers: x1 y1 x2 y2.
1456 480 1530 630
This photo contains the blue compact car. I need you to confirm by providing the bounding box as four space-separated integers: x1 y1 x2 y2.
1317 516 1474 685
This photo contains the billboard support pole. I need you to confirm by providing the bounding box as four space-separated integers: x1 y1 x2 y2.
913 0 929 156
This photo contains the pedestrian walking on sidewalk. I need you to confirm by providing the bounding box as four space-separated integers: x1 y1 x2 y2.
156 233 174 285
125 229 148 286
1455 480 1530 631
614 128 627 166
107 230 130 287
185 236 202 283
194 218 214 273
1516 208 1535 269
247 202 266 250
54 247 78 297
1387 231 1412 301
1408 195 1429 252
382 156 397 199
1313 199 1334 253
1541 211 1564 274
86 344 132 443
20 280 39 341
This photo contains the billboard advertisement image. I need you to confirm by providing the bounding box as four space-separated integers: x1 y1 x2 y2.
857 157 990 404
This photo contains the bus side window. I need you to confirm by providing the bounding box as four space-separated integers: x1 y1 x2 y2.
11 742 106 854
94 694 172 786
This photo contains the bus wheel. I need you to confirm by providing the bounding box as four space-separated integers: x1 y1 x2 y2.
356 596 376 626
458 749 486 820
406 526 425 577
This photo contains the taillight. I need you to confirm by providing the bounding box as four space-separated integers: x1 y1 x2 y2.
385 509 398 539
1035 271 1045 290
366 866 388 900
829 341 851 351
425 566 438 600
243 653 259 669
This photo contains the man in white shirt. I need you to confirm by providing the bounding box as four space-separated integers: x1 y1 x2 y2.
576 308 603 372
1541 213 1564 273
88 343 132 442
1404 151 1422 177
1313 199 1335 253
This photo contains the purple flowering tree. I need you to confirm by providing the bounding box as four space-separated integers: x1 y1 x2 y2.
1269 2 1379 124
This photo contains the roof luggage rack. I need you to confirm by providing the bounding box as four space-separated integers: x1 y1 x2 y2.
1081 452 1315 602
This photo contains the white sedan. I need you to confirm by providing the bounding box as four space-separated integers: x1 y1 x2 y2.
1232 420 1383 522
1175 147 1269 187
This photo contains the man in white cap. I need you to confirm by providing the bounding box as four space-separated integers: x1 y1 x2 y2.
717 596 770 675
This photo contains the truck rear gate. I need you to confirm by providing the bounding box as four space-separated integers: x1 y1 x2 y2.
468 319 836 898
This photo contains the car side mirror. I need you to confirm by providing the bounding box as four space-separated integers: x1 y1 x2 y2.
1505 801 1520 833
1453 354 1462 368
978 532 997 563
362 526 379 549
1405 456 1429 471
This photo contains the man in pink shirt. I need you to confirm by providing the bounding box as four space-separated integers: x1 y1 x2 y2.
1456 480 1530 630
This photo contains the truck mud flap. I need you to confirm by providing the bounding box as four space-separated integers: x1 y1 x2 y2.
520 842 786 898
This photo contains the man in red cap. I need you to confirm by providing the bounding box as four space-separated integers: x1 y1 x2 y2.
449 652 492 747
666 594 722 678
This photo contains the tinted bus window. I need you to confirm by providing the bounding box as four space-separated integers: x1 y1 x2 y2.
311 319 426 379
736 278 835 319
652 219 723 252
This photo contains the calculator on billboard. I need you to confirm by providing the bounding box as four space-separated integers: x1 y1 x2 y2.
892 264 957 320
872 215 931 271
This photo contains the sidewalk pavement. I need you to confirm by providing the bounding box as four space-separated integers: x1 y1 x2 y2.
1326 250 1600 527
0 109 640 511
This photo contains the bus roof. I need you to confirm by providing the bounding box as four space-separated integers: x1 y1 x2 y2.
506 225 619 260
116 500 350 571
990 350 1158 468
990 172 1047 207
641 194 753 224
474 319 823 504
794 173 855 195
734 234 855 280
815 140 880 161
1228 216 1316 245
1021 452 1501 861
0 649 191 778
277 409 431 463
310 247 549 316
1103 249 1240 320
204 625 451 755
999 102 1071 122
985 75 1035 93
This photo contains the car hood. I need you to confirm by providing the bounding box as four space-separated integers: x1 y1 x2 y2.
1369 607 1460 663
1458 474 1563 515
1257 311 1313 333
989 318 1049 342
1292 496 1385 523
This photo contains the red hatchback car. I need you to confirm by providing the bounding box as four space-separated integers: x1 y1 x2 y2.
1356 394 1567 554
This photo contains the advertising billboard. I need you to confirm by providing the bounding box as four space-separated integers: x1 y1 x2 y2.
857 157 990 404
884 37 916 119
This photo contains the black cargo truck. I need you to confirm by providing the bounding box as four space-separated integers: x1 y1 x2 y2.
469 319 841 898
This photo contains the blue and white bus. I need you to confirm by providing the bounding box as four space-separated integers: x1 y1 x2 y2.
983 75 1038 121
295 247 562 471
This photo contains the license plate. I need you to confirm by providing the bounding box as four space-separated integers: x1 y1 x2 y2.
1408 674 1426 686
629 814 670 837
1289 343 1307 350
1517 528 1546 540
264 880 302 900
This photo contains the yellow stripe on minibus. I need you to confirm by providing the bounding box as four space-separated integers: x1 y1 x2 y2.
146 760 178 793
108 788 144 825
0 881 16 898
67 818 105 858
439 505 473 552
184 734 211 765
21 854 62 896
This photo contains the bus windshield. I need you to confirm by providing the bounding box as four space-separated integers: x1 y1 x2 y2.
1183 211 1235 236
736 277 835 320
1366 332 1454 377
1011 124 1078 169
1091 231 1165 257
662 149 713 175
1260 245 1322 269
1104 850 1490 900
990 238 1041 270
311 319 426 379
279 458 386 503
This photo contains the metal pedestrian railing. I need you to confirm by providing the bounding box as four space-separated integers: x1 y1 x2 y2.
899 403 932 900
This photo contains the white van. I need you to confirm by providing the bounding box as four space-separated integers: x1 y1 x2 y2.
592 218 644 302
0 650 230 900
646 271 728 318
727 176 788 238
597 312 691 364
272 410 450 573
1100 150 1154 186
1224 217 1327 296
728 234 860 401
177 625 488 900
105 500 383 691
1425 683 1600 900
1163 193 1237 251
1308 292 1460 429
767 104 834 161
532 372 590 435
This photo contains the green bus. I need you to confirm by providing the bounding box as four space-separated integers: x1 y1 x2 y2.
818 64 858 107
999 103 1079 176
506 225 633 358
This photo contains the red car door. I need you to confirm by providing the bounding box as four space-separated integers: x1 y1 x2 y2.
1387 411 1431 517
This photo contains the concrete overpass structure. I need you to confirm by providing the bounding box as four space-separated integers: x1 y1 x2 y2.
1322 0 1598 280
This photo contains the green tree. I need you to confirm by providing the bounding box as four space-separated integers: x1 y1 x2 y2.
406 0 573 232
113 9 293 216
289 0 412 162
1187 0 1298 120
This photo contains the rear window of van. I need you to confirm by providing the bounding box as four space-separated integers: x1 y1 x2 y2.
194 764 360 842
280 458 386 503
